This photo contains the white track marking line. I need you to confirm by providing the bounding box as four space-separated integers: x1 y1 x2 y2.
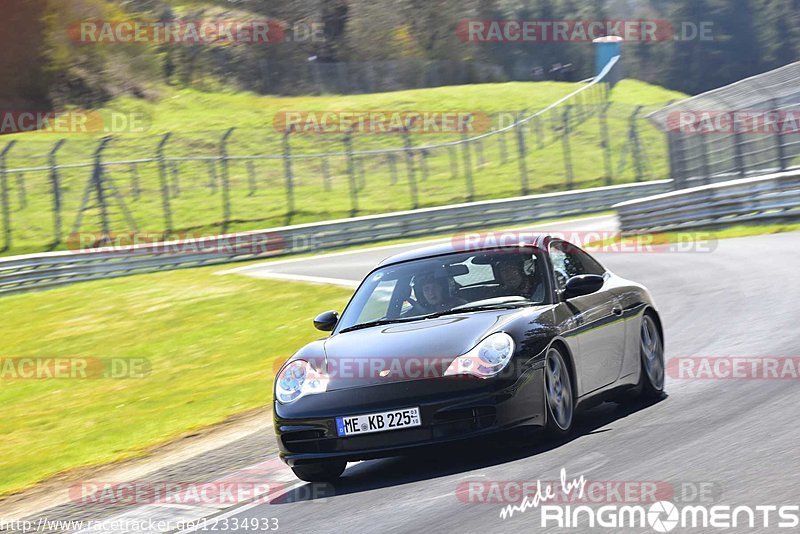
240 272 360 288
218 215 617 276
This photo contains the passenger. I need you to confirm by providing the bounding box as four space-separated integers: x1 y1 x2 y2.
497 260 537 299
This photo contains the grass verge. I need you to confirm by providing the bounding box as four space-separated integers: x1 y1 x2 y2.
0 267 351 497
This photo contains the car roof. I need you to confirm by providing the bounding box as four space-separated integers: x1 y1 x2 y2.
378 233 551 267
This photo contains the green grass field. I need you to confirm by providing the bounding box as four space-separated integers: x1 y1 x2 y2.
0 268 351 497
1 80 685 256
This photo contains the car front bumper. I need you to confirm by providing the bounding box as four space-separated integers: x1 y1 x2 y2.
274 365 545 466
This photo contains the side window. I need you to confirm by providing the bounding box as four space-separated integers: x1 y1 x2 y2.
549 241 606 291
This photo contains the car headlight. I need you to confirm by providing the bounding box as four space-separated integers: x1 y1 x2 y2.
444 332 516 379
275 360 329 404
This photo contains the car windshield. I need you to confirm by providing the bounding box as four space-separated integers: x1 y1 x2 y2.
337 248 548 332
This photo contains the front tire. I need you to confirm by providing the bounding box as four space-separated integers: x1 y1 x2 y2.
291 460 346 483
637 314 665 399
544 346 574 436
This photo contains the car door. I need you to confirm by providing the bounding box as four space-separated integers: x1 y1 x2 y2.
549 240 626 395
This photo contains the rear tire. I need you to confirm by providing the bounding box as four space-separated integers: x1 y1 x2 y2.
544 346 574 437
291 460 346 483
637 314 665 399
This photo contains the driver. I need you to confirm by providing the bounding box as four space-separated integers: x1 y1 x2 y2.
496 258 537 299
414 272 465 312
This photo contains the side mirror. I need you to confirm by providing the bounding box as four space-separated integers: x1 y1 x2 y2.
564 275 604 300
313 311 340 332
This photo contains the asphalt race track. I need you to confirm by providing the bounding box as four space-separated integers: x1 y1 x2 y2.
199 220 800 533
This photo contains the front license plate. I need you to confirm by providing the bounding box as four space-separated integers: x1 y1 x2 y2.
336 407 421 437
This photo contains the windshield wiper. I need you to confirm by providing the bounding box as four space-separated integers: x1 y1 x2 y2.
339 301 534 333
424 302 533 319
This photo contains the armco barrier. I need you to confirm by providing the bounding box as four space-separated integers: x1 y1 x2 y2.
0 180 671 296
614 170 800 233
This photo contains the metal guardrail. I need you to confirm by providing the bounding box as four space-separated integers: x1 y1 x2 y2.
0 179 670 296
614 170 800 233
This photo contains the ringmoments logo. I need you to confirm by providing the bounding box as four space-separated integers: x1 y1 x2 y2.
494 468 798 531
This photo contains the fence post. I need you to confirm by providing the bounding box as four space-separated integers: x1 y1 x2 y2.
219 128 235 232
732 127 746 178
448 146 458 179
597 103 613 186
48 139 67 245
130 163 140 200
282 129 296 223
562 106 574 189
772 98 789 171
461 133 475 202
669 132 688 190
402 128 419 209
515 111 530 196
92 137 114 242
0 141 16 251
699 132 712 185
629 106 645 182
206 161 218 194
343 129 359 216
420 150 430 182
498 131 508 164
157 133 174 234
356 156 366 190
534 115 544 149
731 128 746 178
15 174 26 209
247 161 257 196
475 139 485 166
387 153 398 185
321 157 332 191
171 162 181 197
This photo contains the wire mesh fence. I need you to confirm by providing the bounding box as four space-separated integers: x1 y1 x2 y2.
0 56 669 256
649 60 800 188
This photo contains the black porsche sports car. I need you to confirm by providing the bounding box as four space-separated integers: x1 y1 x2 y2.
273 234 665 482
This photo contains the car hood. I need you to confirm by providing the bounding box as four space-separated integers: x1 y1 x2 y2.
322 308 542 390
